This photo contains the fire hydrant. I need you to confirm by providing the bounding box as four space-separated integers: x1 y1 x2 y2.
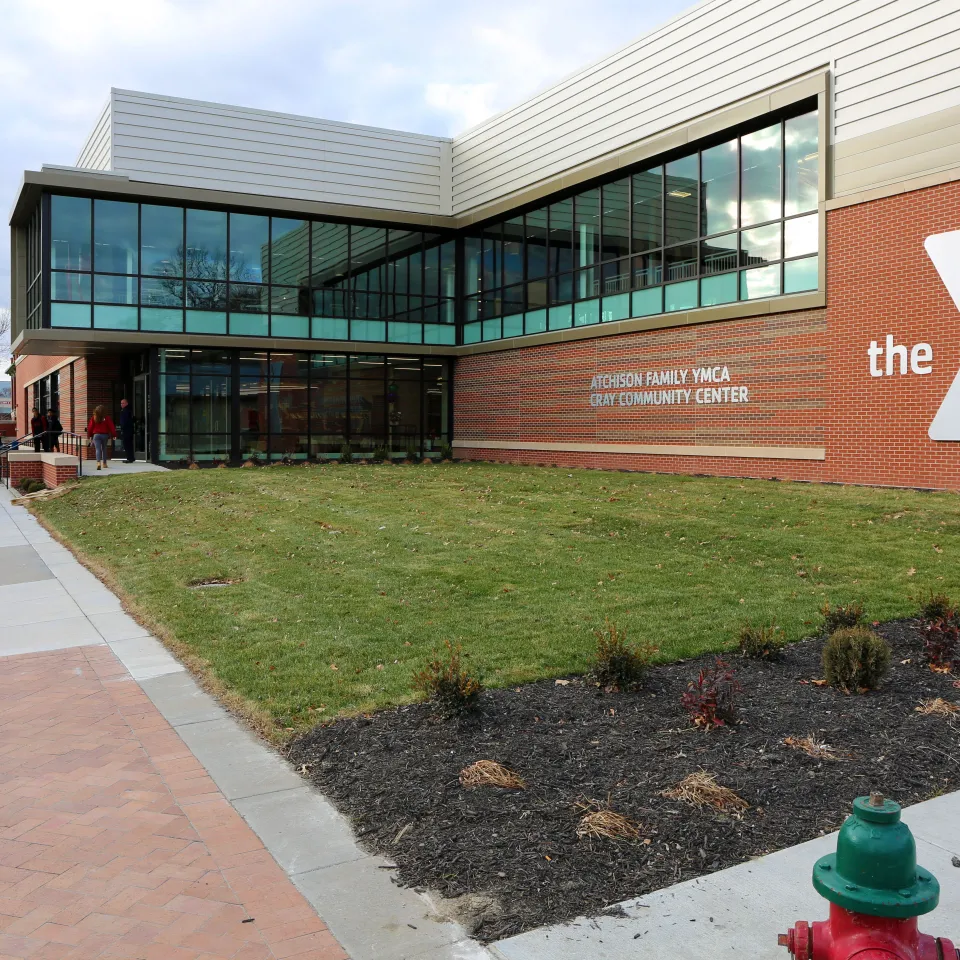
779 793 958 960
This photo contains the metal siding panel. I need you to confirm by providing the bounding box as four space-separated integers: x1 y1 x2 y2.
108 90 449 214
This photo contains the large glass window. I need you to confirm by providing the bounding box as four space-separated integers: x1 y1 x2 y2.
156 348 449 463
665 154 699 244
229 213 269 283
51 195 91 271
94 200 138 274
141 205 183 277
700 140 738 236
741 123 782 227
458 104 818 343
785 111 819 216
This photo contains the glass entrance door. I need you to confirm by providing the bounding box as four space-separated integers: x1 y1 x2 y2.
133 375 148 460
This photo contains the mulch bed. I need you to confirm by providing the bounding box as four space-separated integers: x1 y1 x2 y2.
289 620 960 942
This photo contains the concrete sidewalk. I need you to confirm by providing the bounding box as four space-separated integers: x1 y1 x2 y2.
490 792 960 960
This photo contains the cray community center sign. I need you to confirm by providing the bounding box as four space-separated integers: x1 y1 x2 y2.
589 365 749 408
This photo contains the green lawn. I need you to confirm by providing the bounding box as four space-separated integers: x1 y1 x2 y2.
33 463 960 735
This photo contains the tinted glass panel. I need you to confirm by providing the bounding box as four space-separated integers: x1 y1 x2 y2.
525 209 548 280
665 244 698 282
270 218 309 288
311 222 349 285
701 140 738 235
229 284 267 313
701 233 738 275
784 214 818 258
785 111 819 216
142 278 183 307
632 167 662 253
94 200 138 273
740 223 781 266
503 217 524 287
186 209 227 280
187 280 227 310
51 195 91 271
94 274 138 304
548 198 573 274
440 241 456 298
601 258 630 295
51 272 90 302
741 123 782 227
665 154 699 244
141 205 183 277
602 179 630 262
229 213 268 283
482 224 501 290
574 189 600 267
632 251 661 289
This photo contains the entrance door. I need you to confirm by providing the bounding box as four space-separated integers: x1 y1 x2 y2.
133 375 148 460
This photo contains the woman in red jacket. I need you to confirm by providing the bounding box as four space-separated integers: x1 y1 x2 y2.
87 405 116 471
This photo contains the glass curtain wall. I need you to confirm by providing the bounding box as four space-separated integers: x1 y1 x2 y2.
42 104 817 348
462 107 819 343
156 348 450 463
48 202 456 345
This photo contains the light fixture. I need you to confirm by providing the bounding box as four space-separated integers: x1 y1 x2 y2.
668 190 692 198
802 152 819 162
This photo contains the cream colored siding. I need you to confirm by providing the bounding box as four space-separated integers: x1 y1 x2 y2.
108 90 452 215
451 0 960 214
75 100 111 171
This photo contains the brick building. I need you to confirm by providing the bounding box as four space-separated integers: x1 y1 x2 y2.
8 1 960 487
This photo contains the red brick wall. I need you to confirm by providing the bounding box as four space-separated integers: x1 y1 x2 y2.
454 180 960 489
825 181 960 489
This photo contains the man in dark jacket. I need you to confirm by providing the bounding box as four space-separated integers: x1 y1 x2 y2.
119 398 135 463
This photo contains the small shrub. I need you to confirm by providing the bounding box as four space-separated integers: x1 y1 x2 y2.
439 441 453 461
737 622 785 660
590 621 656 691
922 618 959 669
16 477 44 494
822 626 891 692
820 600 865 634
370 444 388 463
412 641 482 715
339 442 353 464
405 440 419 462
920 592 955 623
681 658 741 728
661 771 748 812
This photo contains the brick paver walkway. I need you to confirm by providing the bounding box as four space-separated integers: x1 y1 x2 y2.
0 644 348 960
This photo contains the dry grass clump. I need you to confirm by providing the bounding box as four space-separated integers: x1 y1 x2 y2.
783 735 845 760
915 698 960 717
574 798 641 842
459 760 525 790
661 772 748 813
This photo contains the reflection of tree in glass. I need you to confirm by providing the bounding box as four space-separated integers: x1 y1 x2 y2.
155 245 263 311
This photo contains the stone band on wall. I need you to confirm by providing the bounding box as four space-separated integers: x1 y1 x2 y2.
452 440 825 460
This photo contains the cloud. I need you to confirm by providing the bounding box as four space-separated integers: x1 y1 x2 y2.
0 0 694 338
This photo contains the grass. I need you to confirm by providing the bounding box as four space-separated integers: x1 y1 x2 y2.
32 462 960 736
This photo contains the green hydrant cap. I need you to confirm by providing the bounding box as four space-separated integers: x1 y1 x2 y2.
812 793 940 919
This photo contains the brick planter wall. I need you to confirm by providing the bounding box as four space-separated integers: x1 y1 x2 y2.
8 453 79 490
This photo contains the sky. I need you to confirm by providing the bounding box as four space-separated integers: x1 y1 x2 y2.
0 0 696 375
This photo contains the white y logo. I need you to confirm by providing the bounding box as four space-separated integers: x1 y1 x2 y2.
924 231 960 441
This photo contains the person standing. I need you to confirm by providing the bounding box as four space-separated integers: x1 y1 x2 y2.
30 407 46 453
47 408 63 453
87 405 116 471
118 398 135 463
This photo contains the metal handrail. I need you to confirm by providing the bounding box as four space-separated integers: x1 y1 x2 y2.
1 430 85 488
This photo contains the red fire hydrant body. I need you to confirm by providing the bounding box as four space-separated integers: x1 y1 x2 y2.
779 794 959 960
